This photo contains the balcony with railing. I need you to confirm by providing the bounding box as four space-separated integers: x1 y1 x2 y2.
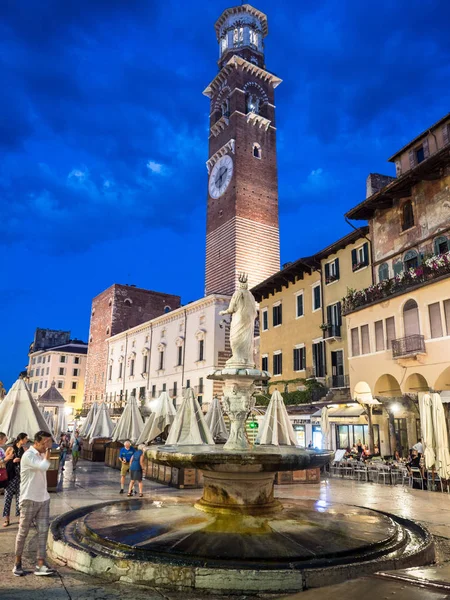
322 324 341 341
326 374 350 389
391 335 426 359
343 252 450 315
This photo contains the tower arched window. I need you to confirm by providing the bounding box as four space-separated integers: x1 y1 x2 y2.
253 143 262 159
221 99 229 118
246 93 260 115
401 200 414 231
403 299 420 337
404 249 419 271
233 27 244 47
249 28 259 49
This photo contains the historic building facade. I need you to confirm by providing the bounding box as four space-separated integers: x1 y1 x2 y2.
204 4 280 296
344 114 450 455
104 295 230 411
27 340 88 411
84 284 181 406
252 229 372 396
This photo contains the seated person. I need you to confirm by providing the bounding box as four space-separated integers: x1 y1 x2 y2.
406 449 421 472
373 444 381 456
343 447 352 459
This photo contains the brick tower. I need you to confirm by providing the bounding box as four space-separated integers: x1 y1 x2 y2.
204 4 281 296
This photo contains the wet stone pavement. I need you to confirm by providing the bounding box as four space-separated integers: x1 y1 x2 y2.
1 459 450 599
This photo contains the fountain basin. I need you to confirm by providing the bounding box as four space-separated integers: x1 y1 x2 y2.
147 444 333 514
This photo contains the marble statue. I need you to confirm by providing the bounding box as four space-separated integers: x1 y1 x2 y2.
220 273 257 367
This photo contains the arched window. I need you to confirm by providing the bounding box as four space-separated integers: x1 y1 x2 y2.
401 200 414 231
403 299 420 337
124 298 132 306
404 249 419 271
378 263 389 282
246 93 260 115
253 143 261 159
221 99 229 118
164 306 171 314
434 235 449 255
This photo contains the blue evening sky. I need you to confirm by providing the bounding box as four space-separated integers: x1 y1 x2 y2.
1 0 450 389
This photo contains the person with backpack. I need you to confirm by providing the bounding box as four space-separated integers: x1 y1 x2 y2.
3 433 28 527
70 431 82 471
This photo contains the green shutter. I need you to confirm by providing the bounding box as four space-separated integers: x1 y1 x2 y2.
363 242 369 265
324 262 330 282
393 261 403 276
351 248 357 269
335 258 340 279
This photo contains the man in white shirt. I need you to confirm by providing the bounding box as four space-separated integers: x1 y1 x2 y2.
13 430 55 577
413 439 424 455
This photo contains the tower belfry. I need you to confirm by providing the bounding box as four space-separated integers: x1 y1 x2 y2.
204 4 281 296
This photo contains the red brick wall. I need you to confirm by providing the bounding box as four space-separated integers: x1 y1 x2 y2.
84 285 180 406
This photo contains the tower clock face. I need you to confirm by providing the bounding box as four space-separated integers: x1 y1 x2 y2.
209 154 233 199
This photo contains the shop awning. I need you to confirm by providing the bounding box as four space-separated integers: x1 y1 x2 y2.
312 405 365 418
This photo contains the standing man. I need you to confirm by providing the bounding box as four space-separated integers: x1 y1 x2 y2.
13 430 55 577
119 440 135 494
70 431 82 471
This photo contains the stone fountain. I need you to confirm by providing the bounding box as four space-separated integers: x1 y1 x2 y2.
48 275 435 595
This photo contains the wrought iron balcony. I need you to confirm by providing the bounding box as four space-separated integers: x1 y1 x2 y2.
327 374 350 389
391 335 426 358
305 366 326 379
322 324 341 340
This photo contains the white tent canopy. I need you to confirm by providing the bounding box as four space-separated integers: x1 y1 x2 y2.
204 396 228 442
419 392 436 469
136 392 177 445
88 402 115 442
431 392 450 480
0 378 53 442
54 410 68 439
166 388 214 445
256 390 297 446
79 401 99 438
111 395 144 444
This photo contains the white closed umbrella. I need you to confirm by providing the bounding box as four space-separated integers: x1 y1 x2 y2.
204 396 228 442
419 392 435 469
165 388 214 445
79 401 99 438
54 409 68 439
431 393 450 480
256 390 297 446
136 391 177 445
0 378 53 441
111 395 144 444
320 406 331 450
88 403 115 442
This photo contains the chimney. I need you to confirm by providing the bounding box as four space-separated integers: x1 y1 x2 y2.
366 173 396 198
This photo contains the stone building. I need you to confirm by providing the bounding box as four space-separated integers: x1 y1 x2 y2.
344 113 450 456
204 4 280 296
83 284 181 407
27 340 88 413
252 229 377 452
104 295 230 411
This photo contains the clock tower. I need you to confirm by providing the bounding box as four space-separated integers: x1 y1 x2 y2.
204 4 281 296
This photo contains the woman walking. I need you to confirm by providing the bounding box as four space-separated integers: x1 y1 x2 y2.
58 434 69 471
128 444 145 497
3 433 28 527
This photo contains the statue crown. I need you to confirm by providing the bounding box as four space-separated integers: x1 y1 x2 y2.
238 272 248 284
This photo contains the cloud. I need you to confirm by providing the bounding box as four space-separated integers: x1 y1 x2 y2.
146 160 165 175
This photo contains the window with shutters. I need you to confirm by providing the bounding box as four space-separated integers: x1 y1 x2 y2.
444 299 450 335
273 303 282 327
262 308 268 331
312 283 321 311
378 263 389 282
325 258 340 284
375 320 385 351
261 355 268 372
401 201 414 231
293 346 306 371
295 293 304 318
325 302 342 337
361 325 370 354
416 146 425 164
273 352 282 376
404 249 419 270
351 328 360 356
428 303 443 338
352 243 369 271
434 236 449 255
393 260 404 276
